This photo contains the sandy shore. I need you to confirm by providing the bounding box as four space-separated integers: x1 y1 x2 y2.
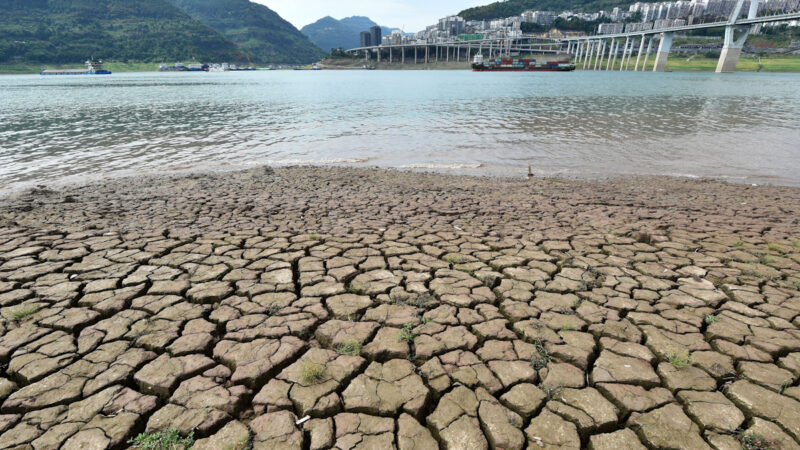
0 166 799 449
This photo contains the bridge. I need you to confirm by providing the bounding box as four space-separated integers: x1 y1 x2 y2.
345 0 799 73
561 0 800 72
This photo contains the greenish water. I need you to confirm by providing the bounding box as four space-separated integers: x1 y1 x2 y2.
1 70 799 190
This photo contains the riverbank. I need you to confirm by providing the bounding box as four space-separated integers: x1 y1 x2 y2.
0 165 799 448
640 53 800 72
0 62 159 74
319 53 800 72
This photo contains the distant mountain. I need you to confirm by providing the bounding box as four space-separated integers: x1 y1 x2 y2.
301 16 404 52
168 0 326 64
0 0 247 64
459 0 638 20
301 16 360 53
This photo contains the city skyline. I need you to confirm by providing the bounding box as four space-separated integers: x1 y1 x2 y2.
254 0 487 32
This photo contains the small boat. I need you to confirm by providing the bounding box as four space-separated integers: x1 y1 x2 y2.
471 54 575 72
40 59 112 76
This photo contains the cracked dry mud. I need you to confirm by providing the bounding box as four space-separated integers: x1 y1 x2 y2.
0 166 799 449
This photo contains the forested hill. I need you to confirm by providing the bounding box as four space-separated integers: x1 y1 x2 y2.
168 0 326 64
0 0 247 64
459 0 638 21
301 16 404 53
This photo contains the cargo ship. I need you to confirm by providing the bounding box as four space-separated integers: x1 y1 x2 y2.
40 59 112 75
471 54 575 72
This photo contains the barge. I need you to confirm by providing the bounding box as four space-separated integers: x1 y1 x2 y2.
40 59 111 75
472 54 575 72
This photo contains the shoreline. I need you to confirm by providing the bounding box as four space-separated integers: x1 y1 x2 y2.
4 53 800 74
1 161 797 199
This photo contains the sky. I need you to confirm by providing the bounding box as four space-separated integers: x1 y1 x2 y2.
255 0 488 32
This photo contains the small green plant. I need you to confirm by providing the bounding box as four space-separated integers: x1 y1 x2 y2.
794 280 800 290
8 305 38 321
759 254 776 265
560 325 576 331
734 240 745 247
737 432 781 450
666 349 692 370
399 322 415 342
420 317 432 325
705 314 719 324
300 360 326 384
540 384 564 400
766 243 784 254
412 293 434 308
128 428 194 450
309 233 320 241
531 338 551 370
445 254 461 265
792 239 800 248
347 282 370 294
337 339 361 356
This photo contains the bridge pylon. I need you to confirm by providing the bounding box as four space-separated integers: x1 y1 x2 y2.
653 32 674 72
716 0 758 73
716 26 752 72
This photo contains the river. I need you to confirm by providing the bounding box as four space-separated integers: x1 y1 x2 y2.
1 69 799 190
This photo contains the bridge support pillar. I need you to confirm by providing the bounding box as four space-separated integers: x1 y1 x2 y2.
642 36 653 70
653 32 673 72
619 37 630 71
635 36 646 71
716 25 750 73
610 40 619 70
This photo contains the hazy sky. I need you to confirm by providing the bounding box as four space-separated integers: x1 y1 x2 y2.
255 0 488 32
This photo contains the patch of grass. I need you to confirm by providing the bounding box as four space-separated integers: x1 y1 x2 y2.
531 338 552 371
665 349 692 370
308 233 320 241
399 322 415 342
734 240 745 248
766 243 784 254
7 305 38 321
759 254 776 265
336 339 361 356
411 293 435 308
128 428 194 450
792 239 800 248
300 360 326 384
560 325 576 331
420 317 432 325
705 314 719 324
540 384 564 400
794 280 800 290
445 254 461 265
347 282 370 294
737 432 782 450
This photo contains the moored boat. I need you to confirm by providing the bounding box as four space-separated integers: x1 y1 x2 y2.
471 54 575 72
40 59 112 75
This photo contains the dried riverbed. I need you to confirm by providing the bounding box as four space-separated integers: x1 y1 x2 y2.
0 166 799 449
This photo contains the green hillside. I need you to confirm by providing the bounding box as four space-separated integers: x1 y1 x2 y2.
459 0 638 21
0 0 247 64
168 0 326 64
301 16 404 52
301 16 359 53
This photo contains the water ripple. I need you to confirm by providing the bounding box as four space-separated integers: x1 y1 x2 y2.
1 70 799 188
